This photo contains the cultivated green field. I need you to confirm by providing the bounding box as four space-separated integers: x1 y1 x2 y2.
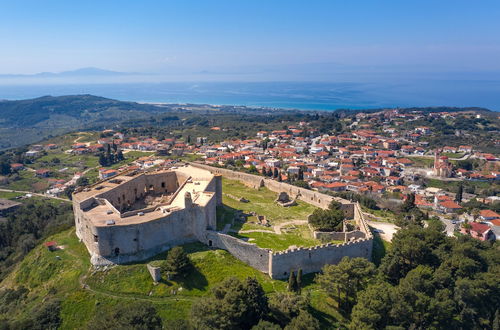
425 178 491 192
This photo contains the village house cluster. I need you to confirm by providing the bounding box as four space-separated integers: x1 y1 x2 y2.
10 109 500 242
191 110 499 241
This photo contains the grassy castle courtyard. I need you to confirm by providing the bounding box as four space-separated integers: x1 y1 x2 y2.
218 178 343 251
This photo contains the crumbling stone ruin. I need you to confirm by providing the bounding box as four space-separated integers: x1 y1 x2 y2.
275 191 297 207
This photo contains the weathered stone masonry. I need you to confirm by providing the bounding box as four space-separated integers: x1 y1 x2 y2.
73 166 220 265
73 163 373 279
190 163 374 279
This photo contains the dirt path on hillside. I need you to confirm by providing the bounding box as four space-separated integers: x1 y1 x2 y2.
235 229 275 234
274 220 308 234
72 133 92 147
228 220 309 235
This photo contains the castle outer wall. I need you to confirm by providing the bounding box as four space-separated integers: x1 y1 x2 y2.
72 163 373 278
190 163 374 279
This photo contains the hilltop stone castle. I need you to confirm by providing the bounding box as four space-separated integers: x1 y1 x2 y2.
73 165 222 265
73 164 373 279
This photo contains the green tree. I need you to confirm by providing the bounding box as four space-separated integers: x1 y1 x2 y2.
455 183 463 203
400 193 416 212
235 159 245 168
297 167 304 181
163 246 191 278
251 320 281 330
116 150 124 161
284 311 320 330
248 165 258 174
262 138 269 150
98 153 108 167
269 292 309 326
296 269 303 294
0 160 11 175
243 278 269 328
379 225 446 284
76 176 89 187
316 257 376 312
87 301 162 330
288 271 298 292
350 282 394 330
191 277 268 330
308 202 344 232
65 185 76 200
292 180 310 189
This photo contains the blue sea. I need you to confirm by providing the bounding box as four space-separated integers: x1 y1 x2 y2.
1 80 500 111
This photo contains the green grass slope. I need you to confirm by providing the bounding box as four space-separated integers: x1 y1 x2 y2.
0 229 345 328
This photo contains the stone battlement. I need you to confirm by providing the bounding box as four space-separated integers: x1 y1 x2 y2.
73 162 373 277
189 163 374 279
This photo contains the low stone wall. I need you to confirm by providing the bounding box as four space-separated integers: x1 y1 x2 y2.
147 264 162 282
203 231 271 273
269 238 373 279
313 230 366 242
190 163 352 212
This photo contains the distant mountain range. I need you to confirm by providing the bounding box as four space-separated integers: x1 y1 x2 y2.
0 67 139 78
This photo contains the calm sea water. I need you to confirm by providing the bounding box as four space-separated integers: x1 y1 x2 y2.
1 80 500 111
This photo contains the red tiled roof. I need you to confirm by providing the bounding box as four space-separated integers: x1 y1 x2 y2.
470 222 490 234
440 200 462 209
480 210 500 218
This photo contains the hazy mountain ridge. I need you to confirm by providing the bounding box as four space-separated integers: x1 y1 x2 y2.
0 67 137 78
0 95 167 149
0 94 495 149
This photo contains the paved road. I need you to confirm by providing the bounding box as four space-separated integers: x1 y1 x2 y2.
439 217 458 236
367 221 399 242
0 188 70 202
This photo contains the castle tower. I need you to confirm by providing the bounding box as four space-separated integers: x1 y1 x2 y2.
214 175 223 206
433 149 439 176
433 149 452 178
184 191 193 208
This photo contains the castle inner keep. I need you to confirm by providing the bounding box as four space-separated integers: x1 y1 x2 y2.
73 165 222 265
73 164 373 279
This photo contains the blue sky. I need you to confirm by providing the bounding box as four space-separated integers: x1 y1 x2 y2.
1 0 500 79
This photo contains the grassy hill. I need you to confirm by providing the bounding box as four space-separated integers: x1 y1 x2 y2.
0 229 345 329
0 95 169 149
